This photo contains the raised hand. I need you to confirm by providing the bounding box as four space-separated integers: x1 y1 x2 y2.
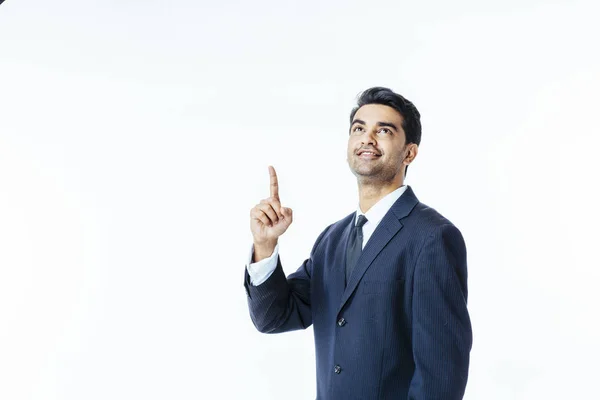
250 166 293 256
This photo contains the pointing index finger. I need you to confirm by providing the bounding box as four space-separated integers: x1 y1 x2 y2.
268 165 279 200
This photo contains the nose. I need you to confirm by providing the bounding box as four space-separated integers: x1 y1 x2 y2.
361 128 378 146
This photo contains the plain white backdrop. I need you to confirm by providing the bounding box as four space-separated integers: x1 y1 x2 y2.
1 0 599 399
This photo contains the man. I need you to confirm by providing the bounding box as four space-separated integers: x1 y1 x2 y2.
244 87 472 399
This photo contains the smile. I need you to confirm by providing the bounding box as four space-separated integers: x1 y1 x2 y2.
357 151 381 159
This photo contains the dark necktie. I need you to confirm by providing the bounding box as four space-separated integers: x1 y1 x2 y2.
345 214 368 285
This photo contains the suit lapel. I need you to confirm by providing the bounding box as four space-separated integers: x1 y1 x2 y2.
337 186 419 314
330 215 355 302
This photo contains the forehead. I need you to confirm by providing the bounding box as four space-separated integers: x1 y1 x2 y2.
353 104 404 125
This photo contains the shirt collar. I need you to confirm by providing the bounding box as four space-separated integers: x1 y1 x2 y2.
355 185 408 226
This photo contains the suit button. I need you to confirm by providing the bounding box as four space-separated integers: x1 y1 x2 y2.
334 365 341 374
337 318 346 327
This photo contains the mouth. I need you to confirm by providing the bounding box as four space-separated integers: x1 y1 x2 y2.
356 150 381 159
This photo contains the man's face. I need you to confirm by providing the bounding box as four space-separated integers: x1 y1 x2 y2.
347 104 409 183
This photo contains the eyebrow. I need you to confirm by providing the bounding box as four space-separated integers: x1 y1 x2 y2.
350 119 399 131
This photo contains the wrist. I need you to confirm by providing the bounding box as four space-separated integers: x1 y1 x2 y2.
253 239 277 262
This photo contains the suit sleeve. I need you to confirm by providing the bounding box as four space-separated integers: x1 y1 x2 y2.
243 225 331 334
408 223 472 400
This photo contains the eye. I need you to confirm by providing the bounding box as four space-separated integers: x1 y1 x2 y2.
351 125 364 134
378 128 392 135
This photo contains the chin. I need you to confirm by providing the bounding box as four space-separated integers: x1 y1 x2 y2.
352 166 380 177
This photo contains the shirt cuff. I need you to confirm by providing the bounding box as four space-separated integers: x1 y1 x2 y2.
246 243 279 286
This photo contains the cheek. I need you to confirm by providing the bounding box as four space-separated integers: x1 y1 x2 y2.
347 139 356 154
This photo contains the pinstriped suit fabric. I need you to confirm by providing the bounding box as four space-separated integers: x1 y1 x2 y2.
244 186 472 399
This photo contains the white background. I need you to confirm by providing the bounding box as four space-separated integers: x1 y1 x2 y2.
1 0 599 399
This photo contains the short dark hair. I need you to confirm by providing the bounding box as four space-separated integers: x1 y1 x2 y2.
350 87 422 146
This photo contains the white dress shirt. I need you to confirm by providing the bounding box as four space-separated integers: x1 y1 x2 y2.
246 185 408 286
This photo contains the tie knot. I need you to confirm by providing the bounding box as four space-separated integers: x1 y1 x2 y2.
355 215 368 228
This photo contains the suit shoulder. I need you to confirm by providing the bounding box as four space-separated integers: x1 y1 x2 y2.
409 201 463 237
326 211 355 232
312 212 353 243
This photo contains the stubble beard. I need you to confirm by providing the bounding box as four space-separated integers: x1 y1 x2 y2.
349 156 399 185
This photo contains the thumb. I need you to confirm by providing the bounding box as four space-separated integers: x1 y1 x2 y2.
282 207 293 219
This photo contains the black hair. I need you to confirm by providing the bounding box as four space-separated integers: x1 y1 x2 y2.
349 87 421 176
350 87 421 145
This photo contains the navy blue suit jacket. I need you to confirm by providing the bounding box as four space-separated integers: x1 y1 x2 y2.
244 186 472 399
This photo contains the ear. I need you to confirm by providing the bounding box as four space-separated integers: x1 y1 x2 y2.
404 143 419 165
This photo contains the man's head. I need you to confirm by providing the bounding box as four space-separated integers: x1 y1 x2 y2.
347 87 421 186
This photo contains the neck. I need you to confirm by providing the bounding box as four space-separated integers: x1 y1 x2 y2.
357 178 404 213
